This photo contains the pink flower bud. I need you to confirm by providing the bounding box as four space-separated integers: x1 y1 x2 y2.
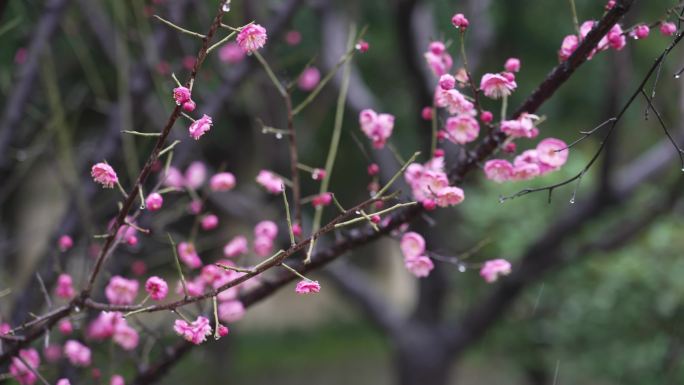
311 168 326 181
422 199 437 211
367 163 380 176
660 22 677 37
173 86 191 105
201 214 219 230
145 193 163 211
295 280 321 294
434 149 445 158
91 163 118 188
439 74 456 90
217 324 229 337
421 106 433 121
480 110 493 123
503 142 517 153
312 192 332 208
58 319 73 335
370 215 381 224
285 30 301 46
298 67 321 91
292 223 302 237
451 13 469 29
355 40 369 53
210 172 236 191
182 100 196 112
504 57 521 72
56 274 75 299
58 235 73 252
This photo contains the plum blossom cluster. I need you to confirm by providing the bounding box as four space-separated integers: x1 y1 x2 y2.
399 232 434 278
404 157 464 210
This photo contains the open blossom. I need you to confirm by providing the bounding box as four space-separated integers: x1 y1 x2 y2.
163 166 185 188
253 236 274 257
480 73 517 99
400 232 425 259
254 220 278 239
536 138 569 168
188 114 213 140
256 170 284 194
660 22 677 36
505 57 521 72
404 158 465 208
435 88 475 115
178 242 202 269
605 24 626 50
64 340 91 367
633 24 650 39
404 255 434 278
439 74 456 90
424 41 453 77
295 280 321 294
236 24 267 52
58 235 73 251
500 113 540 139
178 277 205 297
10 348 40 385
451 13 469 29
58 319 73 335
218 300 246 323
112 323 139 350
433 186 465 207
223 235 248 257
111 375 125 385
174 316 212 345
105 276 139 305
173 86 191 105
55 273 75 299
91 162 118 188
484 159 514 183
444 114 480 144
513 150 551 179
210 172 236 191
145 193 163 211
298 67 321 91
359 109 395 149
218 42 245 63
480 259 512 283
87 311 123 340
56 379 71 385
145 276 168 301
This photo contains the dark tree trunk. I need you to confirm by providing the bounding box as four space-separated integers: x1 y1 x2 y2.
394 326 452 385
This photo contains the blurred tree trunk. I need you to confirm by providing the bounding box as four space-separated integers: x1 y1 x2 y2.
393 328 451 385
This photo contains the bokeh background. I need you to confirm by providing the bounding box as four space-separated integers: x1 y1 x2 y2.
1 0 684 384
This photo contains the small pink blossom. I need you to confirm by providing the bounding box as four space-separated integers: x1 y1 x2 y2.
424 43 453 77
480 259 512 283
178 277 205 297
256 170 284 194
481 110 493 123
368 163 380 176
10 348 40 385
421 106 433 120
605 0 616 10
210 172 236 191
87 312 123 340
501 113 540 139
536 138 569 168
285 30 302 46
174 316 212 345
359 109 395 149
355 40 369 52
111 375 125 385
184 162 207 189
58 235 73 252
558 34 579 61
105 276 139 305
163 166 185 188
298 67 321 91
451 13 469 29
145 276 169 301
218 42 245 63
218 300 246 323
444 114 480 144
0 323 10 335
480 73 517 99
236 24 267 53
217 324 230 337
188 200 203 215
58 319 73 335
223 235 248 257
112 323 139 350
145 193 163 211
64 340 91 367
254 220 278 239
484 159 514 183
504 57 521 72
311 168 326 181
404 255 434 278
400 232 425 259
91 163 118 188
201 214 219 231
44 345 62 362
312 192 333 208
634 24 650 39
605 24 626 50
295 280 321 294
660 22 677 36
178 242 202 269
55 273 75 299
188 114 213 140
173 86 191 105
253 236 274 257
439 74 456 90
182 100 196 112
435 88 475 115
56 379 71 385
433 186 465 207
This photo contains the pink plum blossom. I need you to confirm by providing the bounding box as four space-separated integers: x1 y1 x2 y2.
424 41 453 76
55 273 75 299
359 109 395 149
444 115 480 144
451 13 469 29
253 236 274 257
480 259 512 283
558 34 579 61
218 300 246 323
484 159 514 183
105 276 139 305
435 88 475 115
536 138 569 168
298 67 321 91
201 214 219 230
111 375 125 385
480 73 517 99
10 348 40 385
64 340 91 367
218 42 245 63
91 163 118 188
210 172 236 191
178 242 202 269
254 220 278 239
223 235 248 257
500 113 540 139
188 114 213 140
660 22 677 36
58 235 73 252
145 193 163 211
439 74 456 90
174 316 212 345
112 323 139 350
400 232 425 259
256 170 284 194
145 276 168 301
236 24 267 53
173 86 191 105
295 280 321 294
404 255 434 278
505 57 521 72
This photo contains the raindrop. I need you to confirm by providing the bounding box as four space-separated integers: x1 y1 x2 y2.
261 128 267 134
140 204 146 210
498 195 505 203
569 197 575 204
275 133 283 139
681 167 684 172
222 0 231 12
676 74 681 79
74 306 81 313
355 210 361 215
458 264 466 272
